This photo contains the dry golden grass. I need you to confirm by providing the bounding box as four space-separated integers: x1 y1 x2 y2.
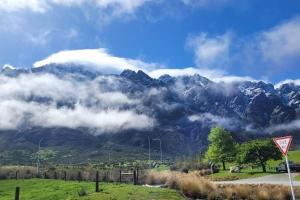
146 171 298 200
222 184 292 200
145 170 171 185
0 166 37 179
146 171 217 199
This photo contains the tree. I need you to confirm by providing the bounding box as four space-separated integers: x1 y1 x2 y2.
237 139 281 172
205 127 236 170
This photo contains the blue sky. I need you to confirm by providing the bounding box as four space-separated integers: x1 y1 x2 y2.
1 0 300 83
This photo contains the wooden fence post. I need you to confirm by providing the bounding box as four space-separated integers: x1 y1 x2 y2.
77 171 82 182
15 187 20 200
64 171 67 181
136 169 139 184
133 170 137 185
95 171 100 192
119 170 122 183
15 171 18 180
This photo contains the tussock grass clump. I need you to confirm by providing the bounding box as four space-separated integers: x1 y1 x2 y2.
145 170 170 185
0 166 36 179
175 172 217 199
146 171 298 200
146 171 217 199
221 184 292 200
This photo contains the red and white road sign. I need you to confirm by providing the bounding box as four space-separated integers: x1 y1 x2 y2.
273 136 292 156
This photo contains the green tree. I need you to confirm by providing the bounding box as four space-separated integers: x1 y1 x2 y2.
205 127 236 170
237 139 282 172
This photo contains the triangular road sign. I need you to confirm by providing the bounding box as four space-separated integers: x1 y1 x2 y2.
273 136 292 156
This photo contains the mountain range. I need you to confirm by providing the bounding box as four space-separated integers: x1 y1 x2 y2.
0 64 299 164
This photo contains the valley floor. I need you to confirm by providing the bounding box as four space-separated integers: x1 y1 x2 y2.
0 179 183 200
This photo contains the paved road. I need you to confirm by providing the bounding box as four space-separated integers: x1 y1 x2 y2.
216 173 300 186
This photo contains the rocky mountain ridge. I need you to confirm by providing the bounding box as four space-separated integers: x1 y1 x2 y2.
0 64 299 164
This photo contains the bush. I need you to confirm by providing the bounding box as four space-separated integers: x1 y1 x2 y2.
181 168 189 173
78 187 88 197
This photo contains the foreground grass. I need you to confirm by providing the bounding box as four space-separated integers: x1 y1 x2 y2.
0 179 183 200
296 175 300 181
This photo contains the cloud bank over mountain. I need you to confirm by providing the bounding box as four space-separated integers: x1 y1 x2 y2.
33 48 161 74
1 63 300 163
1 63 300 136
32 48 259 84
0 73 155 132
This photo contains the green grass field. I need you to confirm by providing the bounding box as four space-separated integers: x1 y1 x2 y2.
212 150 300 181
267 149 300 167
0 179 183 200
211 170 274 181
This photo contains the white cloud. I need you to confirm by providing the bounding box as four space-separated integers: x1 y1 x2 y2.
188 113 237 130
265 119 300 133
0 100 154 132
185 17 300 79
65 29 79 40
30 104 154 132
258 17 300 66
275 79 300 88
93 0 150 15
2 64 16 70
0 73 154 132
149 67 256 83
0 0 151 16
0 0 48 13
212 75 255 83
34 48 258 83
34 48 162 74
0 73 140 106
26 31 51 46
186 32 231 68
149 67 222 78
181 0 231 7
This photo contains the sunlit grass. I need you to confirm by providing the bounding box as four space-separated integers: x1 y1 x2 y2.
267 149 300 167
211 150 300 181
0 179 183 200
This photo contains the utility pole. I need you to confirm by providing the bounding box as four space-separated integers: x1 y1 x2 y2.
108 151 111 165
153 138 162 163
36 137 44 175
148 136 151 168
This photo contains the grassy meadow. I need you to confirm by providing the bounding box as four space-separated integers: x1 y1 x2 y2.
0 150 299 199
211 149 300 181
267 149 300 167
0 179 183 200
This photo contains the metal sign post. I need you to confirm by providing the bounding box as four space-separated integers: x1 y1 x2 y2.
273 136 295 200
208 159 214 181
285 154 295 200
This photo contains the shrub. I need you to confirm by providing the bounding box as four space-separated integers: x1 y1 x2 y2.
78 187 88 197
